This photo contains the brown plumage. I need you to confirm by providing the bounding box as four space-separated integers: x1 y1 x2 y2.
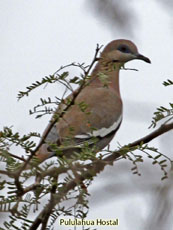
36 39 151 163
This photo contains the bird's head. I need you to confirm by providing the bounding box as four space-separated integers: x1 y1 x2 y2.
101 39 151 65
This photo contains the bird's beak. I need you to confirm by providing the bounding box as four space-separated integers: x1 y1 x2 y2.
136 53 151 64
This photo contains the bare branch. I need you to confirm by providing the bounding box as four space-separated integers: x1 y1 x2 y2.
129 122 173 147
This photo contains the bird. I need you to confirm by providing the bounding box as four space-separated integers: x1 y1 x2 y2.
35 39 151 164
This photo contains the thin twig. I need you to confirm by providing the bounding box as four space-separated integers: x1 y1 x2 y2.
0 170 13 177
0 151 26 162
122 67 138 71
85 44 103 75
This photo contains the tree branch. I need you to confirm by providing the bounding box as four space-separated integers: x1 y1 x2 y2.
32 44 102 155
106 122 173 163
19 45 102 174
30 122 173 229
130 122 173 145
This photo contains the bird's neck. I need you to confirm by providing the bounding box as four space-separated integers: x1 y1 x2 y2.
89 61 122 97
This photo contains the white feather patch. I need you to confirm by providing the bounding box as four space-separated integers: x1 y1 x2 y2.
75 134 91 139
75 115 122 139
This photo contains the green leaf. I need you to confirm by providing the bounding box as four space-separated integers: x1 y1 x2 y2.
159 160 167 164
163 79 173 86
154 154 162 159
161 176 168 180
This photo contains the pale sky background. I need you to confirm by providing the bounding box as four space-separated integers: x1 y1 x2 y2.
0 0 173 229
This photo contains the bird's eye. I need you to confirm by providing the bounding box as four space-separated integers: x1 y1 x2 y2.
117 45 130 53
121 46 127 52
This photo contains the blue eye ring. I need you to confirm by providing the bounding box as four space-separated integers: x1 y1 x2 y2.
117 44 131 53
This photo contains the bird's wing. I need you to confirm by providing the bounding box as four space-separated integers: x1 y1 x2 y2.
36 86 122 162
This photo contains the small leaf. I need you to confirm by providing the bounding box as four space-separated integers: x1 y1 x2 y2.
159 160 167 165
154 154 162 160
161 176 168 180
131 166 137 171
